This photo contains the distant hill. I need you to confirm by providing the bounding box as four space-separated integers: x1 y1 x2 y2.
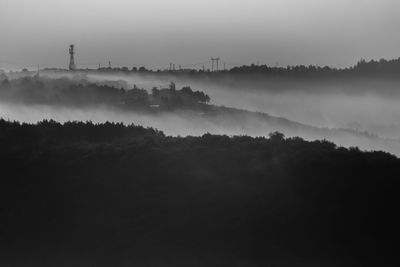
37 56 400 77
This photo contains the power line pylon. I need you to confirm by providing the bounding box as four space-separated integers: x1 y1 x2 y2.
211 57 220 72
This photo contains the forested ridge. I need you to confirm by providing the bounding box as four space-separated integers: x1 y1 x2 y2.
0 120 398 266
0 76 210 111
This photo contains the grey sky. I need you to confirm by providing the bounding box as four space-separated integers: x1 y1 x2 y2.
1 0 400 70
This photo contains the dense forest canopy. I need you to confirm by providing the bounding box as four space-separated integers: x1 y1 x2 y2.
0 119 398 265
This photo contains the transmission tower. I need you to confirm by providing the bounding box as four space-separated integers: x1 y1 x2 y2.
211 57 220 72
69 44 76 71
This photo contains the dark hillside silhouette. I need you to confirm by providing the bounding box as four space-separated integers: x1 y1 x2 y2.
0 120 398 266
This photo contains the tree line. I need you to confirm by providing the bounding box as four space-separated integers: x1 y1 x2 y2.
39 57 400 78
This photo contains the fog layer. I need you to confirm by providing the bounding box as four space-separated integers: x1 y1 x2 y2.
2 71 400 156
84 72 400 140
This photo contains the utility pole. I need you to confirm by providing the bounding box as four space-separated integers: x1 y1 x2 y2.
69 44 76 71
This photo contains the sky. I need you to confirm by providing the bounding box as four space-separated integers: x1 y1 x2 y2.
1 0 400 70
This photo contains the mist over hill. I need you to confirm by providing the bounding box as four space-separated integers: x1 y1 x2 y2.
3 0 400 265
2 70 400 156
1 59 400 266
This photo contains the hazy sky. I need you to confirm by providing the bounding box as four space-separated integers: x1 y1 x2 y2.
1 0 400 70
